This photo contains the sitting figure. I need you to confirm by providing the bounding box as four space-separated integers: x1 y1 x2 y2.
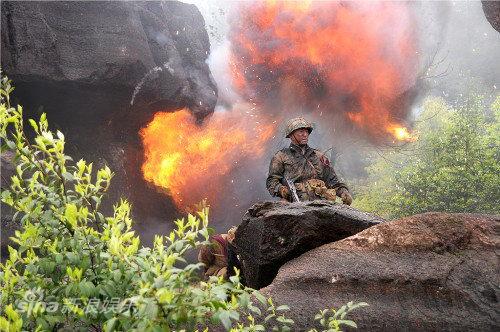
266 117 353 204
197 227 244 283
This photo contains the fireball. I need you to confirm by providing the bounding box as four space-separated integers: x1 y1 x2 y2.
141 0 421 209
229 0 419 142
387 125 417 142
140 106 275 209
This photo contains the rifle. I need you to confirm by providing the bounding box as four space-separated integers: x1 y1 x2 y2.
284 175 300 202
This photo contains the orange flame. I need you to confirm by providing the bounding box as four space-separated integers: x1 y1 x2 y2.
140 107 275 209
141 1 420 210
387 125 417 142
230 0 419 141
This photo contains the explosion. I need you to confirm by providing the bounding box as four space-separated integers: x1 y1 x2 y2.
229 0 419 142
387 125 417 142
140 106 275 209
141 1 421 210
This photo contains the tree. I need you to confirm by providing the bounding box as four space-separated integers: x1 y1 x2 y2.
354 95 500 219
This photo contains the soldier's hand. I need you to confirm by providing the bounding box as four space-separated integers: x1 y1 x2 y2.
339 189 353 205
279 186 290 200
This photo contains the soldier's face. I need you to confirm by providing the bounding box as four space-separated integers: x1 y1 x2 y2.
290 128 310 146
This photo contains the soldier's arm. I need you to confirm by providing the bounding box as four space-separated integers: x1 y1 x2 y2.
266 151 285 197
318 153 349 196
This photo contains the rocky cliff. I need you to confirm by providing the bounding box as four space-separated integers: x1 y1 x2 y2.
1 1 218 246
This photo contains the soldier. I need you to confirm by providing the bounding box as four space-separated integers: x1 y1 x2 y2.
266 117 353 204
197 227 245 284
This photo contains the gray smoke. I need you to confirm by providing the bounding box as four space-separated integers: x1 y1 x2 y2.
414 1 499 101
181 0 499 229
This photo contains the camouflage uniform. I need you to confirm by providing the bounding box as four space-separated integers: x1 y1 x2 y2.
198 228 244 282
266 143 349 202
198 234 228 279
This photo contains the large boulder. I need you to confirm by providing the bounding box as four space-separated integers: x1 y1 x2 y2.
262 212 500 331
1 0 217 119
482 1 500 33
1 1 217 244
234 201 384 289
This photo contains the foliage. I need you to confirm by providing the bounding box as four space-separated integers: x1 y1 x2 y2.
0 75 365 331
310 302 369 332
353 95 500 218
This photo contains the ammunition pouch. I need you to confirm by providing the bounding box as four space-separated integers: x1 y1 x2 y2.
295 179 337 202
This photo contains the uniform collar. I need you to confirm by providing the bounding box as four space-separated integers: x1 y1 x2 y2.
289 143 311 154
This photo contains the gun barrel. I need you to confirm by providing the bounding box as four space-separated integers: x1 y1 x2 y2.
285 177 300 202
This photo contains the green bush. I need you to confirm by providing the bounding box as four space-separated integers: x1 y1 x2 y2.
310 302 369 332
0 75 366 331
353 95 500 218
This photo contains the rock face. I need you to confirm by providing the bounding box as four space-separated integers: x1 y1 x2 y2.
1 1 217 245
234 201 384 289
1 1 217 118
482 1 500 33
262 213 500 331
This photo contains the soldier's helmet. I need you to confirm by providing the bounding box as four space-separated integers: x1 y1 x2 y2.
285 117 314 138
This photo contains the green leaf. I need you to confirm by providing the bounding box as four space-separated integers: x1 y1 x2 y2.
356 302 369 308
79 281 96 297
7 246 18 262
228 310 240 321
62 172 74 181
76 159 86 176
29 119 38 132
276 305 290 312
248 305 261 316
218 311 232 330
6 139 16 149
253 290 267 304
103 317 117 332
276 316 293 325
145 301 158 320
265 313 275 322
156 288 174 304
338 320 357 328
112 269 122 282
1 190 14 206
39 259 56 274
65 252 78 264
238 292 250 308
5 304 20 322
40 112 47 125
55 253 64 264
64 203 78 228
